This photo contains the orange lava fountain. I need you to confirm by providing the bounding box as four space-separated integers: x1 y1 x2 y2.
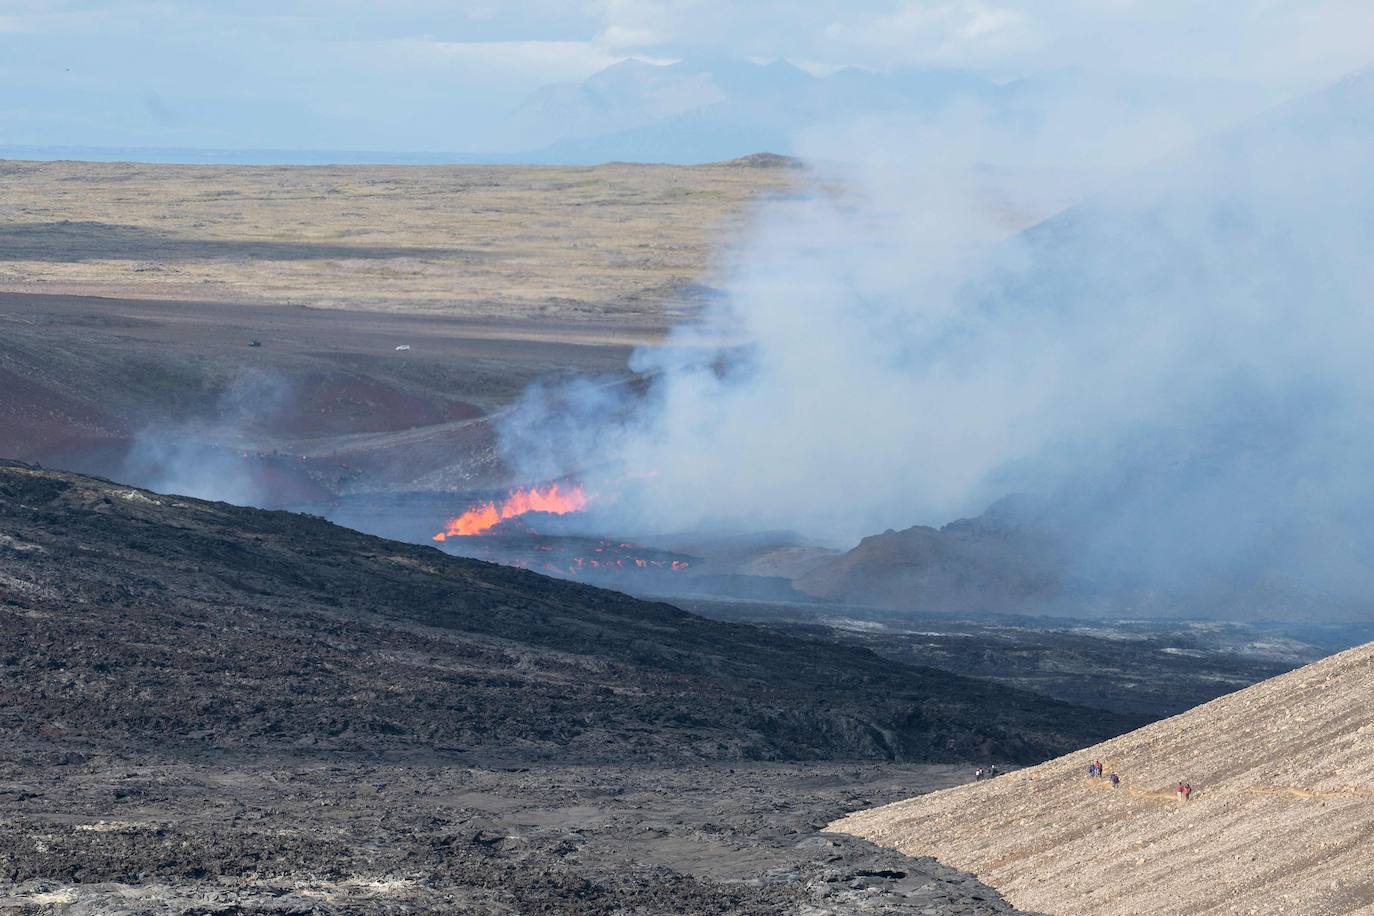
433 483 589 540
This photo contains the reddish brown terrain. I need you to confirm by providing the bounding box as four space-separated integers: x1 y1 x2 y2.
0 290 644 501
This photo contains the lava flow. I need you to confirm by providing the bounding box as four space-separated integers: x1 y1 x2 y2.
433 483 588 540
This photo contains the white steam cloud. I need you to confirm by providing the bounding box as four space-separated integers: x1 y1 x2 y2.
122 373 291 506
498 64 1374 615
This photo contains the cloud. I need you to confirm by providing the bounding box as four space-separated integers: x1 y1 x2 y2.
595 22 663 49
589 1 1374 90
367 37 622 85
824 1 1035 68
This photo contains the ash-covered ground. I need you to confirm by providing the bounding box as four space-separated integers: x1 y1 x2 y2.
338 492 1355 721
677 600 1373 719
318 489 1361 725
0 461 1115 912
0 751 1025 914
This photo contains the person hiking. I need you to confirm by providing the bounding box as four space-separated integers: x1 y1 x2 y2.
975 767 984 781
1109 772 1120 788
1176 782 1185 801
988 764 998 778
1183 783 1193 802
1087 762 1097 778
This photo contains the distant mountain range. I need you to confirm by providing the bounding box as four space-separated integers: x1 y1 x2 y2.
498 57 1266 166
3 57 1269 168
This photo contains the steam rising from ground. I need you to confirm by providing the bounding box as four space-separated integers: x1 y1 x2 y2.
122 373 291 507
500 67 1374 614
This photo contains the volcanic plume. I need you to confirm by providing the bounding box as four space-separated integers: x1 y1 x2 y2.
493 69 1374 622
433 483 588 540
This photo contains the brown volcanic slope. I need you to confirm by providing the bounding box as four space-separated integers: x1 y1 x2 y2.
0 290 642 495
830 642 1374 916
795 511 1060 614
0 460 1135 765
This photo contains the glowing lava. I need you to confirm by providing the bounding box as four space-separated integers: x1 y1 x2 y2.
433 483 589 540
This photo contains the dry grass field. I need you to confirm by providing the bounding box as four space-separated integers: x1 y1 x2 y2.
0 158 790 324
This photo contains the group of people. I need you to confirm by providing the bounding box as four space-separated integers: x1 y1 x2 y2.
972 759 1193 799
972 756 1194 800
1084 760 1195 799
1087 759 1121 787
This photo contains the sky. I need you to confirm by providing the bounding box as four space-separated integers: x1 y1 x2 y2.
3 0 1373 154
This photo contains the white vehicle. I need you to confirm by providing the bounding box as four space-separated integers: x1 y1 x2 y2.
394 344 411 351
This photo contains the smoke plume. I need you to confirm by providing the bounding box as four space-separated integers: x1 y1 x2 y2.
121 372 292 506
498 63 1374 618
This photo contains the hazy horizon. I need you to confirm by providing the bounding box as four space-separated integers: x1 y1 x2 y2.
5 2 1373 164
